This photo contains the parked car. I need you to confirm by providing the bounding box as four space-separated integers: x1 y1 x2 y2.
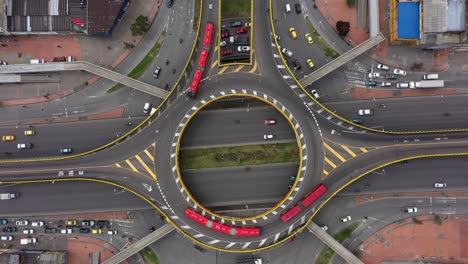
423 73 439 80
377 63 389 70
310 89 320 99
358 109 373 116
221 49 233 56
153 67 161 78
230 21 242 27
235 28 247 34
79 228 90 234
3 227 17 232
0 60 8 65
23 229 34 234
0 219 7 225
220 40 226 47
60 228 72 234
263 134 274 140
31 221 44 227
295 3 302 13
1 235 13 241
96 220 110 228
365 80 377 86
403 207 418 213
340 216 351 222
434 182 447 188
44 228 57 233
281 48 293 57
65 219 78 226
20 238 37 245
91 228 102 234
81 220 95 227
368 72 380 78
385 73 397 79
15 220 29 226
393 68 407 76
52 56 67 62
221 31 230 38
107 230 118 235
379 82 392 87
237 46 250 52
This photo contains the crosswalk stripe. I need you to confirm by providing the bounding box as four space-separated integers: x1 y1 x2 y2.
341 145 356 157
144 149 154 162
360 148 368 153
125 160 139 173
324 143 346 162
324 157 337 168
135 155 157 181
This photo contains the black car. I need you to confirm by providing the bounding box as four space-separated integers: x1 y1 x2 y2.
96 220 110 228
153 67 161 79
295 3 302 13
3 227 17 232
193 244 207 253
166 0 173 8
385 73 397 80
79 228 90 234
292 59 302 70
81 220 95 227
45 228 57 233
230 21 242 28
0 219 7 225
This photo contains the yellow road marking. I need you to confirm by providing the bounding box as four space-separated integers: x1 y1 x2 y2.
115 163 121 168
152 142 156 147
213 45 218 53
211 60 218 69
125 160 139 173
324 143 346 162
135 155 157 181
218 66 229 74
323 169 329 176
360 148 368 153
341 145 356 157
234 65 244 72
144 149 154 162
249 59 258 73
324 157 337 168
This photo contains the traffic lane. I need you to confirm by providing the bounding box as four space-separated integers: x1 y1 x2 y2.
0 117 145 158
339 156 468 195
324 94 468 131
180 107 296 148
0 180 150 216
182 163 298 207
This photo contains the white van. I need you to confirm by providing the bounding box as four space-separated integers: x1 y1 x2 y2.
143 102 151 114
423 73 438 80
396 82 409 88
285 3 291 13
30 59 45 64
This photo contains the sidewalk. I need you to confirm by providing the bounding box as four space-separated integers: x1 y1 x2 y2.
68 236 127 264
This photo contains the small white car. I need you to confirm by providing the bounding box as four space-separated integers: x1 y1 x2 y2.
358 109 373 116
320 225 328 231
237 46 250 52
220 41 226 47
340 216 351 222
281 48 293 57
60 228 72 234
23 229 34 234
368 72 381 78
379 82 392 87
107 230 118 235
434 182 447 188
31 221 44 227
263 134 274 140
393 68 407 76
403 207 418 213
15 220 29 226
310 89 320 99
377 63 390 71
1 235 13 241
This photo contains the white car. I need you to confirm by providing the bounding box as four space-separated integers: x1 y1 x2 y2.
358 109 373 116
17 143 32 149
20 238 37 245
393 68 407 76
379 82 392 87
15 220 29 226
368 72 381 78
237 46 250 52
0 235 13 241
263 134 274 140
310 89 320 99
23 229 34 234
220 41 226 47
403 207 418 213
340 216 351 222
434 182 447 188
107 230 118 235
281 48 293 57
320 225 328 231
377 63 389 71
31 221 44 227
60 228 72 234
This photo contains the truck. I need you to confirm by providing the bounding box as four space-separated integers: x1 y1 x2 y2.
410 80 444 89
0 192 19 200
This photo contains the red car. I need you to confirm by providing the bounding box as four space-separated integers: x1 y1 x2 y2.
264 119 277 125
221 49 233 56
236 28 247 34
221 31 230 38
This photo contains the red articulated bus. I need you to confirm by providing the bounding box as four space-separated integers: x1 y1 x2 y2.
211 221 232 235
301 183 327 208
198 49 209 68
202 23 215 48
185 208 209 226
188 69 204 97
280 204 302 223
235 227 261 237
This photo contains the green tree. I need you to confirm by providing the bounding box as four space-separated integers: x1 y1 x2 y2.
336 21 350 36
347 0 356 7
130 15 149 36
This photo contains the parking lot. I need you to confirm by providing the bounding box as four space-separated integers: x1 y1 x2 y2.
219 18 252 64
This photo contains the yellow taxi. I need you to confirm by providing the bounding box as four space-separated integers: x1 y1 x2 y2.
91 228 102 234
305 33 313 44
306 59 315 69
65 219 77 225
289 27 297 39
24 130 35 136
2 135 15 141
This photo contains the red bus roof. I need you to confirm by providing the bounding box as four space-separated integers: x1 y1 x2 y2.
280 205 302 223
185 208 209 226
202 23 214 48
235 227 261 237
211 221 232 235
301 184 327 208
198 49 209 68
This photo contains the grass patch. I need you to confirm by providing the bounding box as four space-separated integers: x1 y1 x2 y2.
221 0 251 18
179 143 299 170
305 19 340 59
141 247 160 264
106 31 166 94
316 223 359 264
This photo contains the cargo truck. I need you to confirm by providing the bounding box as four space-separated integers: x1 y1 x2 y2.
410 80 444 88
0 192 19 200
